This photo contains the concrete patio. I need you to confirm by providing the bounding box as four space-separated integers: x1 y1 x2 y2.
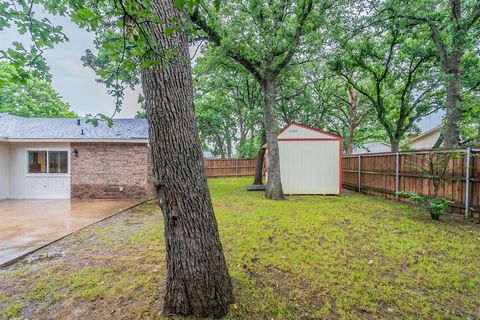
0 199 141 266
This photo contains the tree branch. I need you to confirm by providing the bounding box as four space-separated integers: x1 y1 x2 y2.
190 5 263 82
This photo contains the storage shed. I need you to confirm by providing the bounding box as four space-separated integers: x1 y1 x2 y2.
266 122 342 195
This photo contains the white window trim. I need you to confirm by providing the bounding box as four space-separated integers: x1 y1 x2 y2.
25 148 71 177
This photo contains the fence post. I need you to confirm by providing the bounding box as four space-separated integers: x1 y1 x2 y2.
395 152 399 200
358 154 361 192
465 146 471 218
236 158 239 177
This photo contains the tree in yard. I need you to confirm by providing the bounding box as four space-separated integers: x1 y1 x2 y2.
2 0 233 317
189 0 331 200
329 81 377 155
193 49 263 159
458 48 480 145
0 63 77 118
381 0 480 149
331 26 444 152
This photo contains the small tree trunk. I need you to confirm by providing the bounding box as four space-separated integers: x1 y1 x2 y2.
253 130 266 185
391 139 400 152
345 86 358 155
263 75 284 200
141 1 233 317
444 70 462 149
226 133 233 158
477 124 480 144
432 132 445 150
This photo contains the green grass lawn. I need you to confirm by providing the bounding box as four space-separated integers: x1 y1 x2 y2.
1 177 479 319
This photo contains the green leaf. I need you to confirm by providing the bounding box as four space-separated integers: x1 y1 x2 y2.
164 27 174 37
173 0 185 9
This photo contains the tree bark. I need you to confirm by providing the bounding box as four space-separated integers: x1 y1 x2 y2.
477 124 480 144
226 130 233 158
345 86 357 155
141 1 233 317
263 75 285 199
391 139 400 152
432 131 445 150
441 0 464 149
443 70 462 149
253 129 266 185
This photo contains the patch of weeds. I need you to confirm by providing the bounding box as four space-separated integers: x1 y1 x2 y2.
27 272 66 302
69 267 120 299
68 265 159 301
130 201 159 218
1 301 24 319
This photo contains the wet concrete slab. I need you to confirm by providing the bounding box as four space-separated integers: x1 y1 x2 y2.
0 199 141 265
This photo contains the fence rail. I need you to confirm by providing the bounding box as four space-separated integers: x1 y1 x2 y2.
342 148 480 216
204 158 257 177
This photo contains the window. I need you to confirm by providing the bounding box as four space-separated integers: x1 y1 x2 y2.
27 150 68 174
28 151 47 173
48 151 68 173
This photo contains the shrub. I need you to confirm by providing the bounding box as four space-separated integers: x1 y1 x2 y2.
399 192 451 220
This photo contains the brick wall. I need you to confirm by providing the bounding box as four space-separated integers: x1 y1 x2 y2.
71 143 155 199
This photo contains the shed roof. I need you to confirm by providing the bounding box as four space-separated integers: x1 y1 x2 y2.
0 113 148 142
278 122 342 141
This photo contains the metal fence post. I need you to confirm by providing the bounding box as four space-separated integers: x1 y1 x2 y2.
465 146 471 218
358 154 361 192
395 152 399 200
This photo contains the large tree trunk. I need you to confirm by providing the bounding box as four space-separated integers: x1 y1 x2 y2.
262 75 284 200
443 70 462 149
141 1 233 317
443 0 463 149
253 129 266 185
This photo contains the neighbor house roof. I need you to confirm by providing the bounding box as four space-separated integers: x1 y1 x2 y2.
0 113 148 142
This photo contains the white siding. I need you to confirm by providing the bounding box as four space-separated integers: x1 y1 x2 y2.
406 131 441 150
279 140 340 194
0 142 9 199
9 142 71 199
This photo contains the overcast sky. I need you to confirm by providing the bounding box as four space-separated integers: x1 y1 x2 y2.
1 10 443 130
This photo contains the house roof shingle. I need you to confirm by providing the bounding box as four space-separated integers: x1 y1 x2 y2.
0 113 148 141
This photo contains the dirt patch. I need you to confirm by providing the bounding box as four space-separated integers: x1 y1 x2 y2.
0 201 165 320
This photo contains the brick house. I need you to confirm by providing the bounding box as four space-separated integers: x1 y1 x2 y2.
0 113 154 200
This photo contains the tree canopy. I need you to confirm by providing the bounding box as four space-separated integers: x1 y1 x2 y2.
0 62 76 118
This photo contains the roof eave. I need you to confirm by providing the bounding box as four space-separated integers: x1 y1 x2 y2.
5 138 149 143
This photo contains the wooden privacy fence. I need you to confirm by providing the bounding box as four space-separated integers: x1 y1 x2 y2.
342 148 480 216
204 158 257 177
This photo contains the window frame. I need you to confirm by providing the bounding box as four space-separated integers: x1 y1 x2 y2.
25 148 70 176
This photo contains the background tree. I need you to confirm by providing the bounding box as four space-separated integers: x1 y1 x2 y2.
194 49 263 159
190 0 332 200
0 63 76 118
331 26 444 151
330 82 375 154
382 0 480 148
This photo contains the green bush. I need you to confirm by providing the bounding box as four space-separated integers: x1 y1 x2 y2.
398 192 451 220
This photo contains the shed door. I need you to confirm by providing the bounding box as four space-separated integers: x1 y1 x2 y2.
279 140 340 194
